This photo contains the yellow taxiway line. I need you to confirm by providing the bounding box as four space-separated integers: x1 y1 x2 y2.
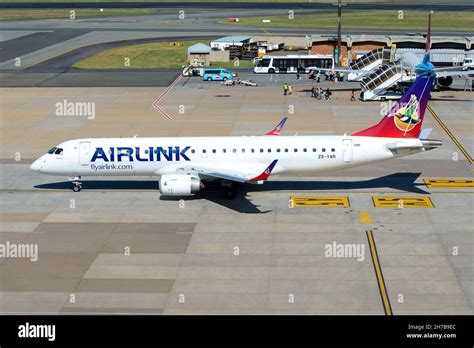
427 104 473 164
367 230 393 315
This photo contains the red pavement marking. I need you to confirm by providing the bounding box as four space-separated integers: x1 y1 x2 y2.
152 74 183 121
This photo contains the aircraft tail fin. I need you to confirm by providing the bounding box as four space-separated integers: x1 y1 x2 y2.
353 13 435 139
352 75 434 138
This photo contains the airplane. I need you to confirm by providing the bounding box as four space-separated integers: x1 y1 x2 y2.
30 15 442 200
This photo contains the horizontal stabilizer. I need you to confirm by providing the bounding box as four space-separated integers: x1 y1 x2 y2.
419 128 432 139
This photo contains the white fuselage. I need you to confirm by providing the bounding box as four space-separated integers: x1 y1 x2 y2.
30 135 425 178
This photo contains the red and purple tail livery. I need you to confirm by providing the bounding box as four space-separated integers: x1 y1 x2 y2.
266 117 288 136
249 160 278 182
353 75 434 138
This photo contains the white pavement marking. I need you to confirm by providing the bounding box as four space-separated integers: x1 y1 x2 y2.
152 74 182 121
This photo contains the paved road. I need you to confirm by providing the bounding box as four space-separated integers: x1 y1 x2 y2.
1 1 473 11
0 29 90 62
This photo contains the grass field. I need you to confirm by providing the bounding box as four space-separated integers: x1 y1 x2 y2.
0 8 158 20
219 10 474 31
73 40 254 69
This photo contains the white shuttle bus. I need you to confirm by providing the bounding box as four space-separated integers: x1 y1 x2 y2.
254 55 334 74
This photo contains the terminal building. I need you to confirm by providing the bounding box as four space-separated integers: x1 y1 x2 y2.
309 34 473 66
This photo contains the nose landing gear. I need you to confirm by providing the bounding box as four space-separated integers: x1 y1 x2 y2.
69 176 82 192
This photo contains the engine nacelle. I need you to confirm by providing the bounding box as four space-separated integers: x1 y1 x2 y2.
159 174 201 196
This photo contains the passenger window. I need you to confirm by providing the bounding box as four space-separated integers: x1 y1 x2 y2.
322 148 326 152
251 149 255 153
223 149 227 153
191 149 195 153
260 149 264 153
233 149 237 153
203 149 207 153
242 149 245 153
277 149 281 152
267 149 271 153
331 148 335 152
212 149 216 153
284 148 288 152
303 148 307 152
313 148 317 152
294 148 298 152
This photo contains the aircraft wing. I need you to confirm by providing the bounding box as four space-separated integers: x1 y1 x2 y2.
160 160 279 183
435 70 474 78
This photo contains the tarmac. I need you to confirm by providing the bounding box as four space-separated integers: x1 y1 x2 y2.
0 75 472 314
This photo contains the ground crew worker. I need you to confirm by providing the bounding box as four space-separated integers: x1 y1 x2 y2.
350 90 356 101
325 87 332 100
283 83 288 96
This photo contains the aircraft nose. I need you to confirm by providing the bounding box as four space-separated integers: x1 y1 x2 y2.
30 159 42 172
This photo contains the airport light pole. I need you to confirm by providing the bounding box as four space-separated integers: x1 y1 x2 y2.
334 0 346 67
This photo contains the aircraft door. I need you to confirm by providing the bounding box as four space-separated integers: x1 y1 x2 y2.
342 139 353 163
79 141 91 165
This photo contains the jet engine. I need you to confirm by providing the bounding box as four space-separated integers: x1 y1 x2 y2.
159 174 201 196
437 76 453 87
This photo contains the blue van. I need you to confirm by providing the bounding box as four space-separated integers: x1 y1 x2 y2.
202 68 234 81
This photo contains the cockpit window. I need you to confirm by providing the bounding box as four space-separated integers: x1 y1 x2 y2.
48 147 57 154
54 148 63 155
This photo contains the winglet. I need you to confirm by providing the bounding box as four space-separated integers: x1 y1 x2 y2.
249 160 278 182
266 117 288 136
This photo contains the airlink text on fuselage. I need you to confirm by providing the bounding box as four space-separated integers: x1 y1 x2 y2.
91 146 191 162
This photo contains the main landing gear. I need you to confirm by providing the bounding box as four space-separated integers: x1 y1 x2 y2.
70 176 82 192
222 181 239 199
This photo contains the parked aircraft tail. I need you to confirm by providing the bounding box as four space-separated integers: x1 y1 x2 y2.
353 13 435 139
